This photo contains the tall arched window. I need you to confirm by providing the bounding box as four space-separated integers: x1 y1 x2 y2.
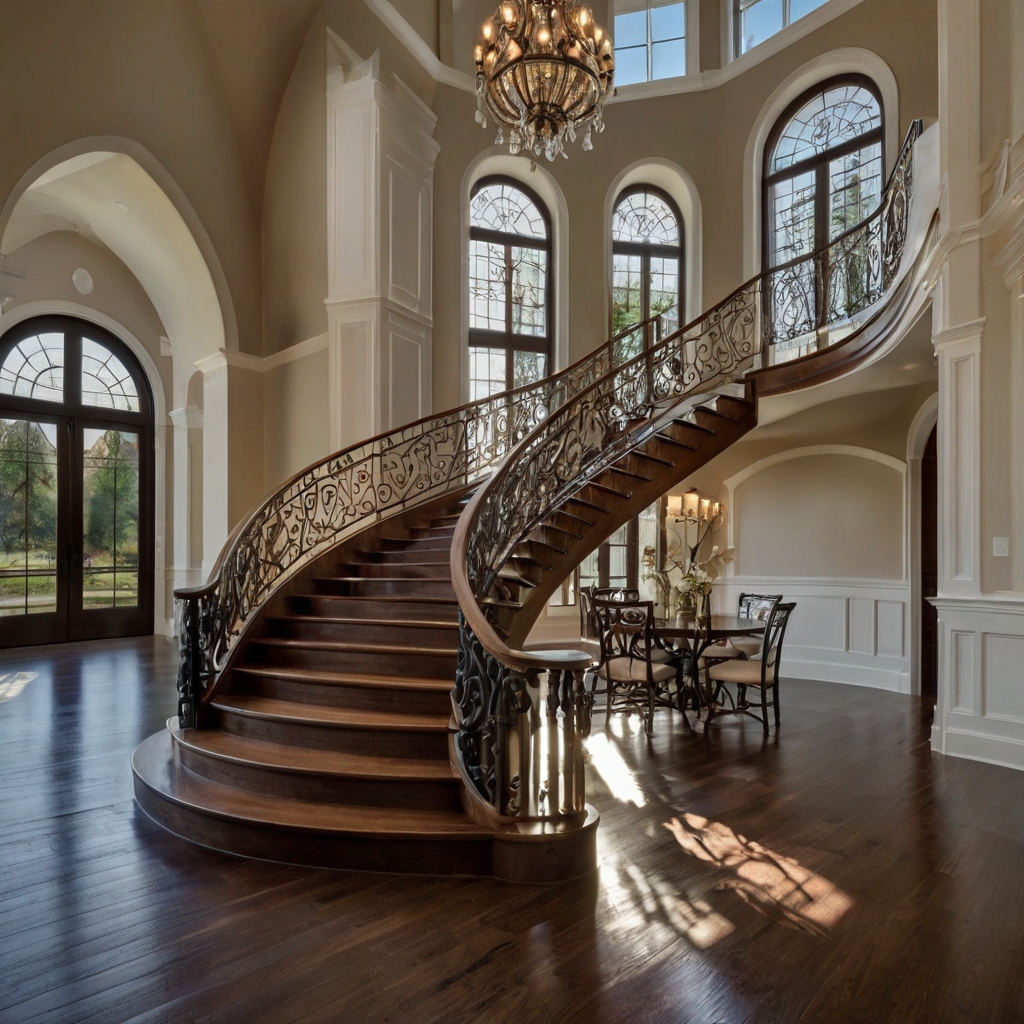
0 315 154 648
611 187 683 340
764 75 884 270
469 177 552 398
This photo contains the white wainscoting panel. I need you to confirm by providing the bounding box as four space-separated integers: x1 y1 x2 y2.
716 577 911 692
877 601 905 657
933 597 1024 771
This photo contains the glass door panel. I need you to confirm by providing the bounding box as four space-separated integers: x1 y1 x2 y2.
80 428 139 611
0 417 59 615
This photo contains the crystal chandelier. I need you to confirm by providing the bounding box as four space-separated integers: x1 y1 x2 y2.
474 1 614 162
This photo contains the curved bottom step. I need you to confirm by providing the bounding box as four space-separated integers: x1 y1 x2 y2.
132 730 599 881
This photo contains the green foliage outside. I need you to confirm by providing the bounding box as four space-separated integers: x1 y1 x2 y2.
84 430 139 567
0 419 57 565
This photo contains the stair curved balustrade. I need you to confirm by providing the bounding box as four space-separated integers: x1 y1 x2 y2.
450 119 924 823
173 316 664 730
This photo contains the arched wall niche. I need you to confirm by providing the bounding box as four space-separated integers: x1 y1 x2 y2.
741 48 900 279
0 137 233 407
724 445 908 580
604 158 704 327
459 150 570 401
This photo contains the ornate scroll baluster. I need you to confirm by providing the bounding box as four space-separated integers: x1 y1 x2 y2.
173 314 664 729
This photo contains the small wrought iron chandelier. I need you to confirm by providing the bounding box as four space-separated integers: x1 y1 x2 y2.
474 1 614 162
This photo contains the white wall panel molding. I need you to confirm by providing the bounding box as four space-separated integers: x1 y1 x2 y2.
933 319 983 596
931 596 1024 771
195 351 229 577
168 405 204 601
715 576 911 694
325 54 438 451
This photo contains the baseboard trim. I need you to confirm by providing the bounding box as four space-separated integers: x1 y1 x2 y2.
936 726 1024 772
781 651 909 693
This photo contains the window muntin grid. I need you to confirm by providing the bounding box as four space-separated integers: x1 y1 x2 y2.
0 334 65 403
614 2 686 86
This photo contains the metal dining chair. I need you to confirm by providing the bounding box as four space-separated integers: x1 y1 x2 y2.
591 597 688 735
705 601 796 735
704 592 783 662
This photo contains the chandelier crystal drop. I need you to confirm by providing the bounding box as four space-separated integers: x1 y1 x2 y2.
474 1 614 162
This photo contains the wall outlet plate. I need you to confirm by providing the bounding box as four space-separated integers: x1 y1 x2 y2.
993 537 1010 557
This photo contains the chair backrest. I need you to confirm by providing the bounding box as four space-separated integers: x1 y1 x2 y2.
594 587 640 603
591 596 656 664
759 601 796 672
579 586 596 641
739 592 783 621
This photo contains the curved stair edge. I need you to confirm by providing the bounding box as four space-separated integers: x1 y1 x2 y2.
132 729 598 882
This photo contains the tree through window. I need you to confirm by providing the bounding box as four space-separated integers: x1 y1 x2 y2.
612 186 683 343
468 178 552 398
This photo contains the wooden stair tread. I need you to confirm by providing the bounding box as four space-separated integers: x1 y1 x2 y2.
210 695 450 731
232 665 453 692
134 734 488 838
170 721 456 780
297 594 458 605
267 615 457 631
251 638 457 656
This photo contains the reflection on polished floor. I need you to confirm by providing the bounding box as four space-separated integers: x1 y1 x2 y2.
2 636 1024 1023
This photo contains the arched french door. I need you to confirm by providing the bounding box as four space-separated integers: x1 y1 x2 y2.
0 315 154 647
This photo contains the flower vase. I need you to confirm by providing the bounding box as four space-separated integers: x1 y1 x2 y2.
698 590 712 626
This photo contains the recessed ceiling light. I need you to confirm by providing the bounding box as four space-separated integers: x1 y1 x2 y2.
114 201 131 213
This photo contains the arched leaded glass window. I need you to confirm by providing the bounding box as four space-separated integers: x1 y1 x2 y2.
611 187 683 338
764 76 884 269
0 315 154 647
468 177 552 399
762 76 884 347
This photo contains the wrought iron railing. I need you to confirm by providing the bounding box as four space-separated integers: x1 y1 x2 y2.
173 315 663 728
764 119 921 350
450 119 924 821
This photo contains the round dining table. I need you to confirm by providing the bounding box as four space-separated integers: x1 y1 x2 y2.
654 614 767 711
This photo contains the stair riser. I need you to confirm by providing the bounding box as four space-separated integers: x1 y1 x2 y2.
230 673 452 716
134 777 492 875
313 578 456 598
249 643 457 678
293 596 459 622
211 709 450 759
267 619 458 648
344 563 452 579
359 549 451 565
408 526 456 540
176 745 462 811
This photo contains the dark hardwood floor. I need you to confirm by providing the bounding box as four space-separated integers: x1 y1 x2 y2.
2 636 1023 1023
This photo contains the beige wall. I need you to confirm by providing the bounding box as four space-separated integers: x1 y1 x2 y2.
263 346 331 486
733 454 904 578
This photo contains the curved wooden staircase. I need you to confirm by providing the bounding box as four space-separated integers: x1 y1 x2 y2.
134 121 935 880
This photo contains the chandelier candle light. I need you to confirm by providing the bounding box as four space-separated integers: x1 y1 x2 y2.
474 1 615 161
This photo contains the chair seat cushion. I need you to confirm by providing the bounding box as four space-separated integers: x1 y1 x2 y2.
704 641 744 660
708 659 775 686
733 637 762 658
600 657 677 684
650 648 675 664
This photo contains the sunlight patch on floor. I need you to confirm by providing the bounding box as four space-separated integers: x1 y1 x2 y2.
599 853 735 950
0 672 37 704
584 732 646 807
664 813 854 936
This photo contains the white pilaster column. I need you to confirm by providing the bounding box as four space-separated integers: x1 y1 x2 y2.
325 58 440 452
933 321 985 598
168 405 204 590
195 352 229 579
